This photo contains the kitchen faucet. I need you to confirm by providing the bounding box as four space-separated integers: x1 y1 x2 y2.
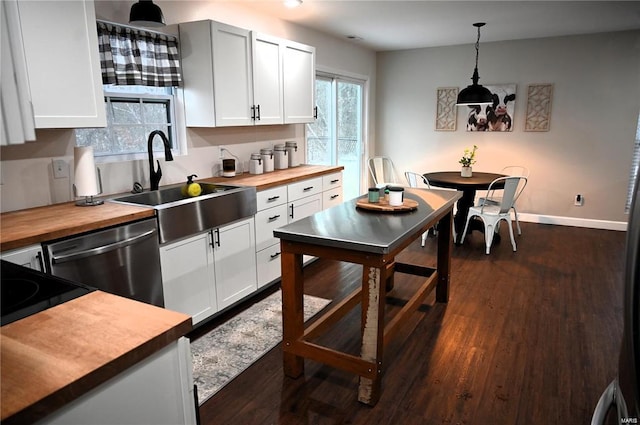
147 130 174 191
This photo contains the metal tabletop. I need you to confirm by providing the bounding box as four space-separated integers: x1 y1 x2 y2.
273 188 461 254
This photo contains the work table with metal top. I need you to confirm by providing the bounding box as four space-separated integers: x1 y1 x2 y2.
274 188 462 406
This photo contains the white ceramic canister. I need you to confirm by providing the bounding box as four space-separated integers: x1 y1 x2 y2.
388 186 405 207
274 144 288 170
260 148 274 173
285 141 299 167
249 153 263 175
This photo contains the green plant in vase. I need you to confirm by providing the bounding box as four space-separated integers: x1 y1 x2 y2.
459 145 477 177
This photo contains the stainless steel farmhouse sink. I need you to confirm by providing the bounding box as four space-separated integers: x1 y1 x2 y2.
109 183 257 244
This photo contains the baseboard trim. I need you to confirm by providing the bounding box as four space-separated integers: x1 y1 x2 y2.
518 213 627 231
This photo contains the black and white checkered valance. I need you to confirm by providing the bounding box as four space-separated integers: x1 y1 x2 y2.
97 21 181 87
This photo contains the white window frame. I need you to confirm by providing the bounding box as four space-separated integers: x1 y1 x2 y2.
75 86 187 163
307 66 369 201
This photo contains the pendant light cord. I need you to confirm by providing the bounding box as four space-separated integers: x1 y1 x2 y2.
470 22 486 85
475 25 481 70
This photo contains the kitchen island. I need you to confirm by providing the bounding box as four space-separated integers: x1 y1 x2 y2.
274 188 461 405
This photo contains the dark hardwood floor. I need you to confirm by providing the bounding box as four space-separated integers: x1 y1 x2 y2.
192 222 626 424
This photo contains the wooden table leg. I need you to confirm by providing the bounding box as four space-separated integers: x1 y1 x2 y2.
436 211 452 303
281 249 305 378
357 265 388 405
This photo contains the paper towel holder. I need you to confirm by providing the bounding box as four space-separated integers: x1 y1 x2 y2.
73 167 104 206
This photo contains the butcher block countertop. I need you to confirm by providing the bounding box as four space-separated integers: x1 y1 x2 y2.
0 165 343 252
0 291 192 425
0 201 154 252
202 164 344 190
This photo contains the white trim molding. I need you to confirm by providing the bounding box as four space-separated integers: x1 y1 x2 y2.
518 213 627 231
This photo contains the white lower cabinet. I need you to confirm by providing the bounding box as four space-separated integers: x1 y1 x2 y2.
256 243 282 289
323 187 343 209
255 187 287 288
160 217 256 324
1 244 44 271
213 217 257 309
160 231 217 325
322 172 344 208
255 203 288 252
253 174 343 288
37 337 196 425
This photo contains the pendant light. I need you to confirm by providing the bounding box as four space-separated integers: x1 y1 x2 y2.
456 22 493 106
129 0 165 27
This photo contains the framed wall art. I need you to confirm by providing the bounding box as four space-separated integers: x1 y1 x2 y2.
525 83 554 132
435 87 458 131
465 84 516 132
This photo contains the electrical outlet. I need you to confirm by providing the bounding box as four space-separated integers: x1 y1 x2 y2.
574 194 584 206
52 159 69 179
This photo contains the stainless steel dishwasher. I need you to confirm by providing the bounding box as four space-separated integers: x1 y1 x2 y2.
43 217 164 307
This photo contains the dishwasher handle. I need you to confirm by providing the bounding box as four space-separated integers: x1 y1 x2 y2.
51 229 156 264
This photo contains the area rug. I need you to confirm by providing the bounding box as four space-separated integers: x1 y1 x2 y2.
191 290 331 405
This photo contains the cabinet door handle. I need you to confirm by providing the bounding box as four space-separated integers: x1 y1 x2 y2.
36 251 45 273
268 214 280 221
303 186 314 192
289 204 294 219
270 251 281 260
330 194 339 199
331 179 339 184
251 105 256 120
214 228 221 247
268 195 280 201
314 106 318 119
256 104 261 121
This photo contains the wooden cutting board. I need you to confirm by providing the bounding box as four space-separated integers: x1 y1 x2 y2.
356 198 418 212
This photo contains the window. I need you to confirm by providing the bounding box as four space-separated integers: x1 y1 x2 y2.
306 73 365 201
75 85 181 162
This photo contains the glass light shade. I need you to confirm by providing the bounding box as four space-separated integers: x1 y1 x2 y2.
129 0 165 27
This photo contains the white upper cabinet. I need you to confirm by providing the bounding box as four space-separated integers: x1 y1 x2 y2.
179 20 315 127
13 0 106 129
210 22 254 126
1 0 36 145
283 40 316 124
251 32 284 125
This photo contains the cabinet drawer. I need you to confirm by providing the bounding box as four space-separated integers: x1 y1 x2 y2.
256 244 281 288
256 186 287 210
288 193 322 223
323 186 343 210
288 177 322 202
255 204 288 251
322 172 342 190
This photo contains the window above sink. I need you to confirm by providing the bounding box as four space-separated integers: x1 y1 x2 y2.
75 85 187 163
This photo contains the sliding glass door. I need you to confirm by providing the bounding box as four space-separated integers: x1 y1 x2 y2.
306 74 364 202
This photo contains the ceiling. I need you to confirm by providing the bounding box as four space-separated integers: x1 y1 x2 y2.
237 1 640 51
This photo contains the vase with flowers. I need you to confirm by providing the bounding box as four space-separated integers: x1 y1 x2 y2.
459 145 478 177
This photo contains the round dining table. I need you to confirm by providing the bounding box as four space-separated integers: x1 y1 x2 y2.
423 171 506 244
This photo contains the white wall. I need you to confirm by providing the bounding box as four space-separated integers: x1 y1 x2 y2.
376 30 640 224
0 0 376 213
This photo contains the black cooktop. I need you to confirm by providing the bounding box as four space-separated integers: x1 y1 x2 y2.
1 260 94 326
